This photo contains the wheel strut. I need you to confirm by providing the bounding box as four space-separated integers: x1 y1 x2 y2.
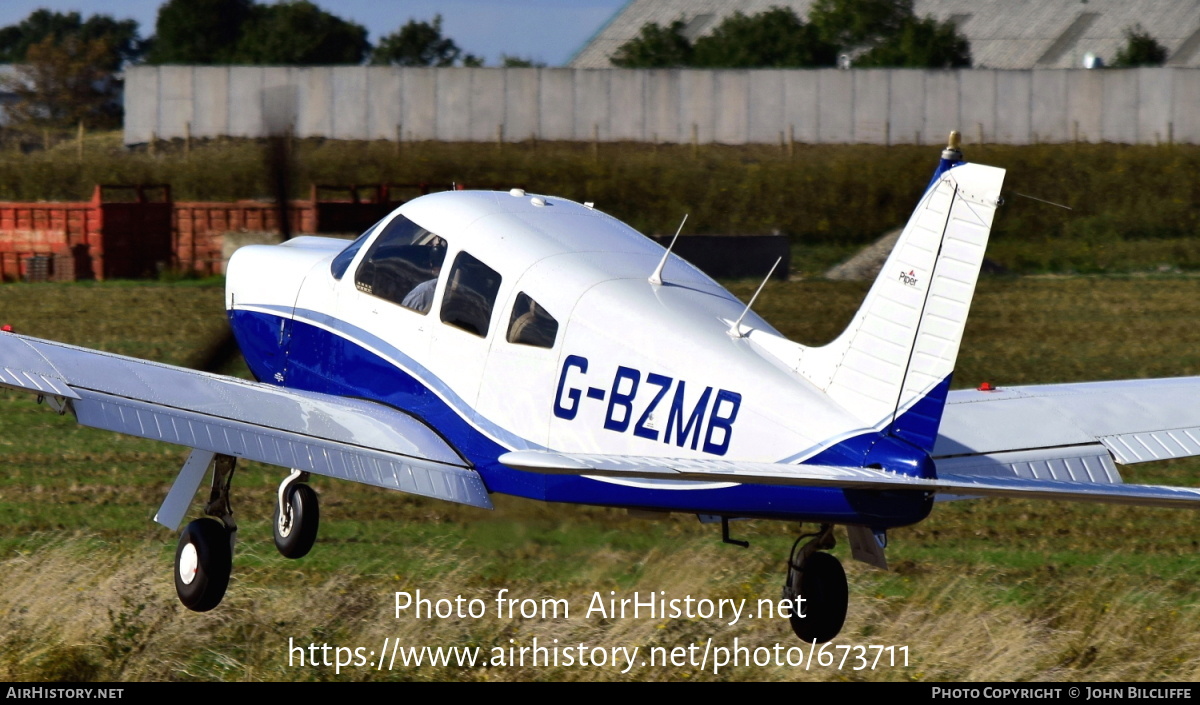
785 524 836 583
203 453 238 537
274 469 319 559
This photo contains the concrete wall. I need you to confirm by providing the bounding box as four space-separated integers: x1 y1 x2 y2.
125 65 1200 146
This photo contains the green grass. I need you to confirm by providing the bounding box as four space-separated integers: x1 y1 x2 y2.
4 278 1200 680
5 136 1200 274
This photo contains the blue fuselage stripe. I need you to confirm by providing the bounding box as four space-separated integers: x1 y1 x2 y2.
230 308 934 527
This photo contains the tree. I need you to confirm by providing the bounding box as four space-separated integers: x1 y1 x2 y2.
501 55 545 68
808 0 913 51
144 0 252 64
0 9 145 70
232 1 369 65
1113 25 1167 67
372 15 480 67
611 1 970 69
810 0 969 67
691 8 836 68
2 35 122 129
610 20 693 68
854 15 970 68
0 9 142 130
147 0 368 65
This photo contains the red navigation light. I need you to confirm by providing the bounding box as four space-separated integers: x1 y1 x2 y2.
1 324 12 333
977 381 994 391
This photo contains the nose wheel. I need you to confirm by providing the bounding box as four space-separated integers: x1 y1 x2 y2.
783 524 848 643
274 469 319 559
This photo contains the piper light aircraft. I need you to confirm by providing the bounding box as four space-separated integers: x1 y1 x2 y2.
5 134 1200 644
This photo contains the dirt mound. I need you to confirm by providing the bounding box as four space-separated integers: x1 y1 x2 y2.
824 228 902 281
824 228 1006 281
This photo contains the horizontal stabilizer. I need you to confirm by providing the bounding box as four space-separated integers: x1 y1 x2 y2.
938 376 1200 464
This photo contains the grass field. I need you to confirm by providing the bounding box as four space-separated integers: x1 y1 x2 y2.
3 277 1200 682
6 134 1200 276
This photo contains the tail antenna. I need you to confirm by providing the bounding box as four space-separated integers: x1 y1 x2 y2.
649 213 688 286
728 256 782 338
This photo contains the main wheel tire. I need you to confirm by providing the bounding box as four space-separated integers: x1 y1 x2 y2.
788 551 848 643
175 518 233 612
274 483 319 559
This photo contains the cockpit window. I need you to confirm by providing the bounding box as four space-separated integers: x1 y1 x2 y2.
330 227 374 280
506 292 558 349
440 251 502 337
354 214 447 314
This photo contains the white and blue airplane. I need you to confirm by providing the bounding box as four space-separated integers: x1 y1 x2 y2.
4 134 1200 643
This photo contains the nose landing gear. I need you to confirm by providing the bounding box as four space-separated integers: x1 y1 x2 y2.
274 469 320 559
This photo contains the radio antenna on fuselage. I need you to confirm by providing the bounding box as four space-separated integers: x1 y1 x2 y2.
649 214 688 286
728 256 782 338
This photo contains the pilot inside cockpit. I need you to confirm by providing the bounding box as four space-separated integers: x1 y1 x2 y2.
353 214 448 314
400 241 445 313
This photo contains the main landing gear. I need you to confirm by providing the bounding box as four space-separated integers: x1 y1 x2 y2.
782 524 848 644
715 518 851 642
173 458 321 611
174 455 237 612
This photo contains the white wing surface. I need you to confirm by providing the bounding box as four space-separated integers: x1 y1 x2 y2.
0 332 492 509
500 447 1200 510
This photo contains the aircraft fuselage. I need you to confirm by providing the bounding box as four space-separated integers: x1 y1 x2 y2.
226 191 934 528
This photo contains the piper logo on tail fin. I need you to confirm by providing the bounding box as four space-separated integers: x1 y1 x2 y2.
898 269 919 287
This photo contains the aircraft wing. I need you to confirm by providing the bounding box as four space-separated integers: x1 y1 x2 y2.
935 377 1200 464
503 376 1200 510
500 448 1200 510
0 332 493 517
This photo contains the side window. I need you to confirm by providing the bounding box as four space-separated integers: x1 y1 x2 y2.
354 214 447 314
440 252 502 337
506 292 558 349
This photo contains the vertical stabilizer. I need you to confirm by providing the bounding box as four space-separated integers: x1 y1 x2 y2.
794 161 1006 451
